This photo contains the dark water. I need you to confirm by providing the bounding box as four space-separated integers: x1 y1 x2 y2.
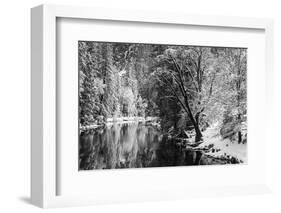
79 122 220 170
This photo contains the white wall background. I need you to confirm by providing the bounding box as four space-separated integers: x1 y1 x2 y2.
0 0 280 212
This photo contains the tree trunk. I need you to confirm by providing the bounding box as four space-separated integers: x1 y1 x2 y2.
183 95 203 142
195 111 200 124
237 114 242 143
236 49 242 144
194 122 203 142
238 131 242 144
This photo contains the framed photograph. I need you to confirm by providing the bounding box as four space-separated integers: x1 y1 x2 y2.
31 4 274 208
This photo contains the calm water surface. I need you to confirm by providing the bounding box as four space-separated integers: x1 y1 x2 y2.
79 122 207 170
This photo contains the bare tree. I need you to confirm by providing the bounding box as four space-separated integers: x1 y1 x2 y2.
154 47 216 142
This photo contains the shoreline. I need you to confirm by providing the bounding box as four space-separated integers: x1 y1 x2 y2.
80 116 160 131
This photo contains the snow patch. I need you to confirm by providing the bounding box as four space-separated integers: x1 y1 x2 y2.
198 126 247 163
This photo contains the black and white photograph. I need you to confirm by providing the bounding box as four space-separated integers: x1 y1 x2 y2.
1 0 279 210
79 41 247 170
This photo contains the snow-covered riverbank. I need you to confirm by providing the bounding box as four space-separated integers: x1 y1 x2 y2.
197 125 247 163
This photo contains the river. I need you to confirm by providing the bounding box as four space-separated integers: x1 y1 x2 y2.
79 122 226 170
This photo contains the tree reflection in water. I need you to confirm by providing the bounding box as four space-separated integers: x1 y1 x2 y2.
79 122 209 170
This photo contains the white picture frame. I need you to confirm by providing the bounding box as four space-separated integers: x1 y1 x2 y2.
31 4 274 208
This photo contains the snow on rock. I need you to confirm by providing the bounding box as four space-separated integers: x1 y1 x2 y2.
198 124 247 163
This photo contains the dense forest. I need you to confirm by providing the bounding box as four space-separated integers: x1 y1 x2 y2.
79 41 247 169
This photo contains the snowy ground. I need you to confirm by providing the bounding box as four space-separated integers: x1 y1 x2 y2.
198 123 247 163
